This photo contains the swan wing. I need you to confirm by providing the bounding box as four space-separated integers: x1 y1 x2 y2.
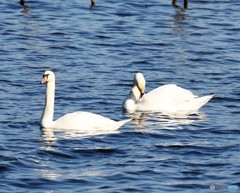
136 84 198 112
143 84 196 104
173 94 214 112
136 84 213 113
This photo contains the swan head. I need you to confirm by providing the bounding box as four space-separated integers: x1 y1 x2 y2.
134 72 146 98
123 72 146 112
41 70 55 84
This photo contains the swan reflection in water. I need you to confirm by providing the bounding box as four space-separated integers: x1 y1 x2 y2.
40 111 207 143
126 111 207 130
40 126 121 143
35 169 61 180
40 127 57 145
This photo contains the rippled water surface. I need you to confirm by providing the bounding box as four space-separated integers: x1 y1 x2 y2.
0 0 240 192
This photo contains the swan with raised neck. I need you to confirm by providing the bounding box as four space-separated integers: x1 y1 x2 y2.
41 70 55 128
40 70 131 132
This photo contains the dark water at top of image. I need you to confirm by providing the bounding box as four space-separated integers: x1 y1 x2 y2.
0 0 240 192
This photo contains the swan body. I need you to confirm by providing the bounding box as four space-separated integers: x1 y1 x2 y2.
40 70 130 132
50 112 130 132
123 73 213 114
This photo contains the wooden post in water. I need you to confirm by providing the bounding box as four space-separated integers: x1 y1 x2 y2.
184 0 188 9
172 0 188 9
172 0 177 7
91 0 96 7
19 0 25 6
19 0 29 12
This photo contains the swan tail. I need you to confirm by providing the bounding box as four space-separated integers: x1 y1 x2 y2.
174 94 214 114
116 119 132 129
193 94 214 110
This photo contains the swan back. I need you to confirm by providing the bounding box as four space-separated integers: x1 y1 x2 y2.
137 85 213 113
52 112 131 132
141 84 196 106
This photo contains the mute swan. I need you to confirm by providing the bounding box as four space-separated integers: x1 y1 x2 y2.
123 72 213 115
40 70 130 132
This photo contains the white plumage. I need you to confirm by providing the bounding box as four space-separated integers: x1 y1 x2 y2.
40 70 130 133
123 72 213 115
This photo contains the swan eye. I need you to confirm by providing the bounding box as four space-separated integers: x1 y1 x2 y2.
43 74 50 78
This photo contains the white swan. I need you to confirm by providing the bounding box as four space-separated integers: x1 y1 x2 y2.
123 72 214 115
40 70 130 132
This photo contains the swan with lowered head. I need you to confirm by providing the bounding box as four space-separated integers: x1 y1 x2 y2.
123 72 214 115
40 70 130 132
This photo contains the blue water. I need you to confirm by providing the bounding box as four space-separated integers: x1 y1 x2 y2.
0 0 240 192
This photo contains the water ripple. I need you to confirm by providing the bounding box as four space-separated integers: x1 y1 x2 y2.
0 0 239 192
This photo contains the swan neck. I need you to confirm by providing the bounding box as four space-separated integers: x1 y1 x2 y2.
130 85 141 102
123 85 141 112
41 80 55 128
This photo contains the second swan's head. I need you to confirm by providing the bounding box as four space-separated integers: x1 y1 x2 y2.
40 70 55 84
134 72 146 97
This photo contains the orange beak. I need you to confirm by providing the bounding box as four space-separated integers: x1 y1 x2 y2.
40 75 48 84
